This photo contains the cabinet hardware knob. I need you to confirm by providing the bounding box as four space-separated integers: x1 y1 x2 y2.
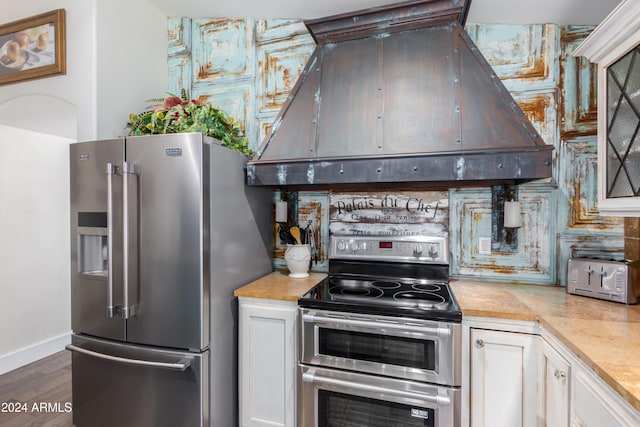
554 370 567 383
476 339 484 347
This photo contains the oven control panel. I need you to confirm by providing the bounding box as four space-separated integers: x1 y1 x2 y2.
329 235 449 264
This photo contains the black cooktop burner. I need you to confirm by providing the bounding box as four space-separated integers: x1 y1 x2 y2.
413 283 441 292
329 280 384 299
370 280 402 290
300 274 462 322
393 290 447 309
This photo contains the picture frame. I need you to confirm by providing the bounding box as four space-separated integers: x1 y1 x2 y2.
0 9 66 86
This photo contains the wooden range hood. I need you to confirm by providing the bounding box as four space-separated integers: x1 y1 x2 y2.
246 0 553 188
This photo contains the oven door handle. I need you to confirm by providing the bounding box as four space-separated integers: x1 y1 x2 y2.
302 313 451 337
302 368 451 406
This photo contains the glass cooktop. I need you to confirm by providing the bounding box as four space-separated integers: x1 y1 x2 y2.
299 275 462 322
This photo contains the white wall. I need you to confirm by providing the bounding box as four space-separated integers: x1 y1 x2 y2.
0 124 72 374
0 0 168 371
96 0 168 139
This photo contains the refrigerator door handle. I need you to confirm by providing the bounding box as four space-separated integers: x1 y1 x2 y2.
122 162 139 319
66 344 192 371
106 163 121 318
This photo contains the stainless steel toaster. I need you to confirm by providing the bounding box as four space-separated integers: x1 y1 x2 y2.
567 258 640 304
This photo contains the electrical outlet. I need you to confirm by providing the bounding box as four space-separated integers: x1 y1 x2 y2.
479 237 491 255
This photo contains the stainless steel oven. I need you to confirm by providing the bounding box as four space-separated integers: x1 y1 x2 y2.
298 365 460 427
298 235 462 427
300 308 461 386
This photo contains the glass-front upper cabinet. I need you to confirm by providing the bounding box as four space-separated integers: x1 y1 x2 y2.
608 49 640 199
574 0 640 216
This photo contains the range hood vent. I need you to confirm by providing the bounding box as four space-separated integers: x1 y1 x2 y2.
247 0 553 188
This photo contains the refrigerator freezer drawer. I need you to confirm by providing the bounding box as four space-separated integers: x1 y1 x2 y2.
68 334 208 427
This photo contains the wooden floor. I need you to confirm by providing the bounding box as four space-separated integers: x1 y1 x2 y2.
0 351 72 427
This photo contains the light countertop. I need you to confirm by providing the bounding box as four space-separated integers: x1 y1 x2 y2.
234 272 640 412
233 270 326 302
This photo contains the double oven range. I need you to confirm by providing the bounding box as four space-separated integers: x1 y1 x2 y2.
298 235 462 427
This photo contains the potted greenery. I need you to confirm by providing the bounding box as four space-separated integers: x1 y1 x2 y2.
126 89 253 155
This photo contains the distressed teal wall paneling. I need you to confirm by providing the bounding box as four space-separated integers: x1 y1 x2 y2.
467 24 561 184
257 36 315 115
166 17 312 152
168 17 192 95
511 89 560 182
448 188 492 264
553 26 623 285
450 187 555 284
256 20 310 43
192 83 256 150
555 136 623 285
452 24 560 283
511 90 559 149
192 19 255 84
557 136 622 232
256 114 277 150
465 24 559 92
560 26 598 137
168 55 192 97
168 17 191 57
255 20 314 150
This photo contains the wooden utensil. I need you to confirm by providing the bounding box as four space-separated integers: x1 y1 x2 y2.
290 226 301 244
279 227 297 245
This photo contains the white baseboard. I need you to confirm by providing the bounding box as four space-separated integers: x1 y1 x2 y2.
0 332 71 375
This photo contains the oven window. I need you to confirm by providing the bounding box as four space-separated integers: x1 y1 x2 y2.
318 390 435 427
318 329 435 370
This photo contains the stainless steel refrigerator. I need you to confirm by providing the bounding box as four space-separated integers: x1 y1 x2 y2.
67 133 272 427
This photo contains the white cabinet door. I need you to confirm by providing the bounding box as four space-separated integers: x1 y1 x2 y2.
238 298 298 427
571 365 640 427
540 340 570 427
470 328 539 427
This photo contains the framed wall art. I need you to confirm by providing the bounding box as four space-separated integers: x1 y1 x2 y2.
0 9 66 86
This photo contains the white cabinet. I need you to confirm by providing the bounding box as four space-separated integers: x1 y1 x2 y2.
542 331 640 427
573 0 640 216
539 340 570 427
571 363 640 427
572 367 625 427
469 328 539 427
465 319 640 427
238 298 298 427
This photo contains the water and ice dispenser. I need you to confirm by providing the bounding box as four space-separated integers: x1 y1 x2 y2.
76 213 108 277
